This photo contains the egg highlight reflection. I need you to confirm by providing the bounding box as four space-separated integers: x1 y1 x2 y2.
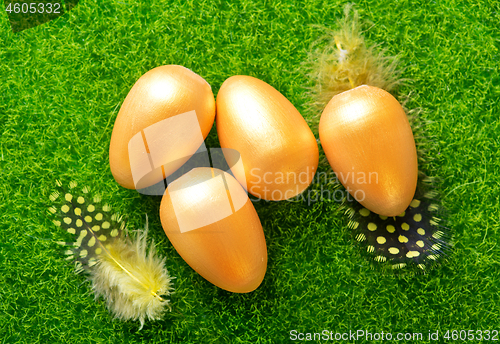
216 76 319 201
109 65 215 190
319 85 418 217
160 167 267 293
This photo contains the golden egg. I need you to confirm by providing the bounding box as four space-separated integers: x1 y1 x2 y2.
216 75 319 201
319 85 418 216
109 65 215 190
160 167 267 293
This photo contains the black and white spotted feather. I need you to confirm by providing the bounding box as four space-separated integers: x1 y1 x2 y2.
48 181 174 329
344 187 449 271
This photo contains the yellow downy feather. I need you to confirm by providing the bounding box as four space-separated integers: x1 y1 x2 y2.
49 181 174 330
91 219 174 329
304 4 405 118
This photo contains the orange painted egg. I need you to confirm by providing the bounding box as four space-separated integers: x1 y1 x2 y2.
160 167 267 293
319 85 418 217
216 75 319 201
109 65 215 190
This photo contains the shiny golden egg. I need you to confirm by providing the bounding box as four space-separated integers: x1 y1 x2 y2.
216 75 319 201
319 85 418 216
160 167 267 293
109 65 215 190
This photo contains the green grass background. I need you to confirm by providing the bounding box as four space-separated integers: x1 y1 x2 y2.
1 0 499 343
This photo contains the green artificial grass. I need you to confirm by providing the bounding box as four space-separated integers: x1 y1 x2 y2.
1 0 499 343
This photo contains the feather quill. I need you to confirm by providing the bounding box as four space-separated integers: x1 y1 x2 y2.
48 181 174 329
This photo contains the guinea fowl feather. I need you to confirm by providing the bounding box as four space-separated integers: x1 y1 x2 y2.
49 181 174 329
